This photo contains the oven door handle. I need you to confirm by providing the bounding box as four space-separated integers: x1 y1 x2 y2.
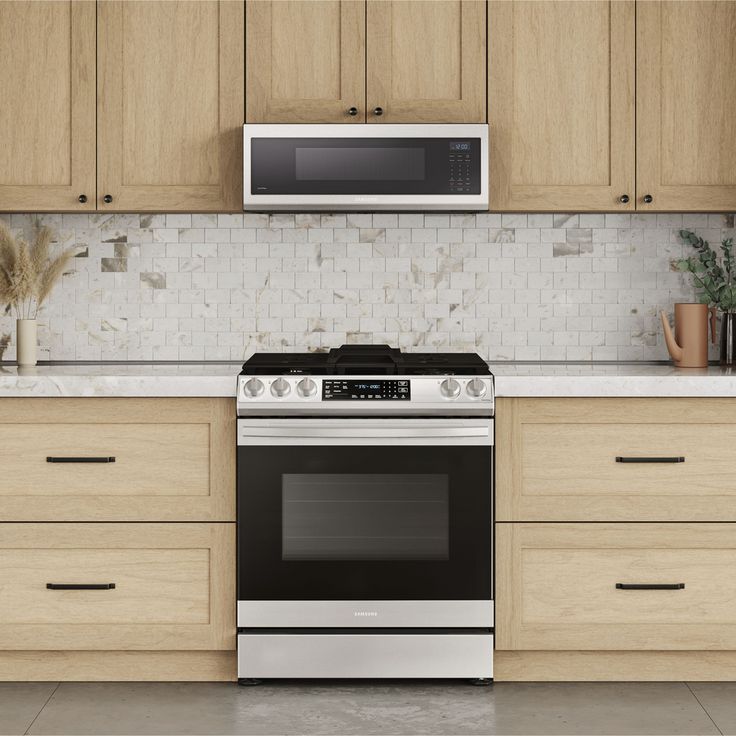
237 420 494 446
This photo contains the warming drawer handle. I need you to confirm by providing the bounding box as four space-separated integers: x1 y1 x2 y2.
46 456 116 463
616 583 685 590
46 583 116 590
615 456 685 463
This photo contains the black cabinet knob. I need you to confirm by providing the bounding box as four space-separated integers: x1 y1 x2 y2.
347 107 358 116
373 106 383 116
103 194 113 204
619 194 629 204
78 194 87 203
643 194 653 204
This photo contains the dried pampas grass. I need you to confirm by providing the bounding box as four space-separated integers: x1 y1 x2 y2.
0 220 77 320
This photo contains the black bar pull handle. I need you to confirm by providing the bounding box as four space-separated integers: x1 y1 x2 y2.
615 456 685 463
46 583 116 590
616 583 685 590
46 456 116 463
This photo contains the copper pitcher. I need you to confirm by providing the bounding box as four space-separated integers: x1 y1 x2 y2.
661 303 717 368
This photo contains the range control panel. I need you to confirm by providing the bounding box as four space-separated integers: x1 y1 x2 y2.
323 379 410 401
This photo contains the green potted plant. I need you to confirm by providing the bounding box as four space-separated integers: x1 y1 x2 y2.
677 230 736 365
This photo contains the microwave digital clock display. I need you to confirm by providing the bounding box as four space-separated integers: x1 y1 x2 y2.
322 380 410 401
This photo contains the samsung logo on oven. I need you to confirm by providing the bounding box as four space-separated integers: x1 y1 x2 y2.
353 611 378 617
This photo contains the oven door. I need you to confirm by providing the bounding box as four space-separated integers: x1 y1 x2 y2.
237 418 493 628
243 124 489 211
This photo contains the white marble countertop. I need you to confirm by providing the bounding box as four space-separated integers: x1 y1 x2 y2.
0 363 239 397
1 362 736 398
488 362 736 397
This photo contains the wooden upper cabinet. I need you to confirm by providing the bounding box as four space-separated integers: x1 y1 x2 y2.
367 1 486 123
637 1 736 212
97 1 244 212
0 1 95 212
246 0 366 123
489 0 635 211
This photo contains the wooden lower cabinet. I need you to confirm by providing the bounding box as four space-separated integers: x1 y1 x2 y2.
0 398 234 522
496 398 736 522
0 523 235 651
496 523 736 652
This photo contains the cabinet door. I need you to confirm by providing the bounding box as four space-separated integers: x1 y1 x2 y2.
367 0 486 123
489 1 635 211
98 1 244 212
246 0 366 123
637 1 736 211
0 1 95 212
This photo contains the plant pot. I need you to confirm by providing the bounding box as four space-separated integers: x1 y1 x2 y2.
16 319 37 367
720 312 736 366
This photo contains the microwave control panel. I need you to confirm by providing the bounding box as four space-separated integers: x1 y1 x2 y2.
323 379 410 401
449 141 473 193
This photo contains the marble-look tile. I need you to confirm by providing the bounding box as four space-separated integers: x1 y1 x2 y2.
1 212 734 362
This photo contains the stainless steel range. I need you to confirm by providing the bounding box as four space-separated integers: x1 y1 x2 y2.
236 345 494 683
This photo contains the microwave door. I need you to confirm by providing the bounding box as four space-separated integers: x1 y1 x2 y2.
243 123 489 211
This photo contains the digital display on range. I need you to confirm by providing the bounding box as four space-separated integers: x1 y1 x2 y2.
323 380 410 401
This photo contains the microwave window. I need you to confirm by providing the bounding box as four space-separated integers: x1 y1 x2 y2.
295 147 425 181
282 473 449 561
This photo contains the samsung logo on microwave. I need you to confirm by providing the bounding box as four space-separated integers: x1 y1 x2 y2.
352 196 378 203
353 611 378 617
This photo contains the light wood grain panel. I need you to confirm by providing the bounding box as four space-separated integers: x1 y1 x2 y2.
489 0 634 211
496 651 736 682
367 0 486 123
98 0 243 211
637 1 736 211
0 523 235 651
497 523 736 651
0 398 234 521
246 0 366 123
496 397 736 521
0 0 95 211
0 651 236 682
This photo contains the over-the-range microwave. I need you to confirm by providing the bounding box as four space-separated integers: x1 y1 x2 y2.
243 124 488 211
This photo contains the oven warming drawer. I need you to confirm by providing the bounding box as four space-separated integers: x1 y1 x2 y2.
238 600 493 628
238 632 493 679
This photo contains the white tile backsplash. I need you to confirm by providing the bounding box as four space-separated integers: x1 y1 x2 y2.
0 212 734 362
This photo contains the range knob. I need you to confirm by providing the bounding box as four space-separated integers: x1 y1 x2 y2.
270 377 291 398
296 377 318 398
243 377 264 398
466 378 487 399
440 378 461 399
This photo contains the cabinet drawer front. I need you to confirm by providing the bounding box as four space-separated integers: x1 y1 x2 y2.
0 523 234 650
497 398 736 521
0 424 209 495
497 523 736 651
0 398 234 521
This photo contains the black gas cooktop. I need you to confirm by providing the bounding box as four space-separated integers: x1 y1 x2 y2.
241 344 491 376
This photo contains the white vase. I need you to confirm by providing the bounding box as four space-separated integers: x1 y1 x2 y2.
16 319 37 367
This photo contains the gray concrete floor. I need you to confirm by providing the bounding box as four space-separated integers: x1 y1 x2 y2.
1 681 735 736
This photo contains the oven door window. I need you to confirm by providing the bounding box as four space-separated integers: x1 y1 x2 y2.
282 473 449 561
238 445 491 601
